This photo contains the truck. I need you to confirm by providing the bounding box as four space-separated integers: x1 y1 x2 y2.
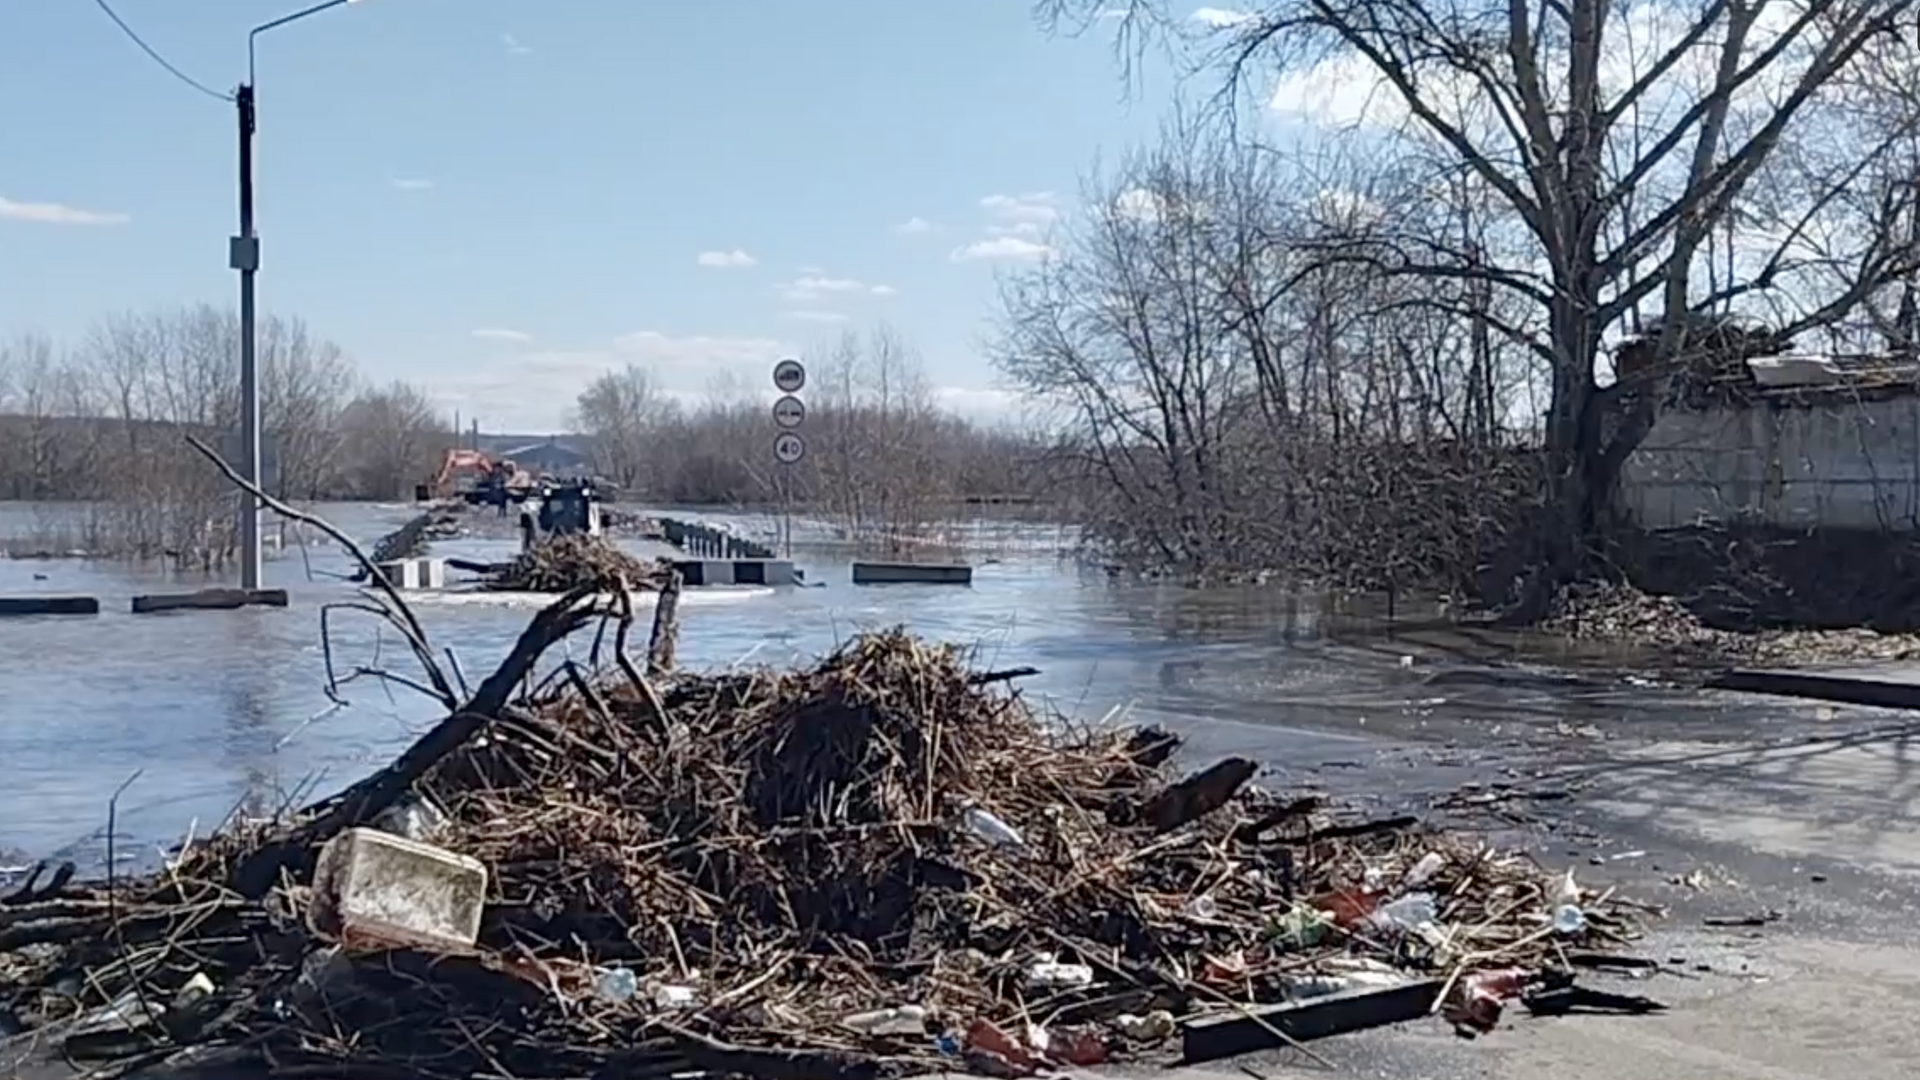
516 478 605 552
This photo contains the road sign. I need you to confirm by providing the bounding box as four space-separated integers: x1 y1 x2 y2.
773 431 806 465
772 394 806 429
772 357 807 394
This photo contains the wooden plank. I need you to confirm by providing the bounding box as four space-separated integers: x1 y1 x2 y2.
0 596 100 616
130 588 290 615
851 562 972 586
1181 979 1444 1063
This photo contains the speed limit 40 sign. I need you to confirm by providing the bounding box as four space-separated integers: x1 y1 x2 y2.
773 432 806 465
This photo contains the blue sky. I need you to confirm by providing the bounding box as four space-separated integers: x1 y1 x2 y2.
1 0 1203 431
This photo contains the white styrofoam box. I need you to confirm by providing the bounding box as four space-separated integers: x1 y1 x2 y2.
309 826 487 953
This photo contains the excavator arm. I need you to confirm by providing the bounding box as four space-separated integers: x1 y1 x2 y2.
433 448 494 488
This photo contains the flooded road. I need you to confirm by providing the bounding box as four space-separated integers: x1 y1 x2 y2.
0 500 1828 870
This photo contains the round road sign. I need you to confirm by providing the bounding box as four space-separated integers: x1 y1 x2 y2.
773 431 807 465
772 358 807 394
772 394 806 429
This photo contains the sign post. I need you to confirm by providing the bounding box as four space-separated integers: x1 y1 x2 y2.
771 358 807 557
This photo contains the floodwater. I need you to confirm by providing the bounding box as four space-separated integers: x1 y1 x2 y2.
0 500 1784 871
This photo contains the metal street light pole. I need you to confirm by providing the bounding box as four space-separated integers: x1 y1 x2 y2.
232 0 362 590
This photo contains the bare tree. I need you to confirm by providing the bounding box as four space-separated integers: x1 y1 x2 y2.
1042 0 1920 613
337 382 448 501
572 364 681 493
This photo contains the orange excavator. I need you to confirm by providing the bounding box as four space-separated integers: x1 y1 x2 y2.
418 448 533 505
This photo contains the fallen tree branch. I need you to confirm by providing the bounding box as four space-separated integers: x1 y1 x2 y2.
185 434 457 711
231 584 608 896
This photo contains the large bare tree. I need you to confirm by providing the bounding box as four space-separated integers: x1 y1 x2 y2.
1042 0 1920 613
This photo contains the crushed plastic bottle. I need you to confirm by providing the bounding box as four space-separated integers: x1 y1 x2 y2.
369 793 450 842
1552 904 1588 935
842 1004 929 1036
651 983 698 1009
1368 892 1438 932
1402 852 1448 889
592 967 637 1003
962 807 1025 848
1025 961 1094 990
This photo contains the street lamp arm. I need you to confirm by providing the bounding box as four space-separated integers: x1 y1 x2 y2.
248 0 357 85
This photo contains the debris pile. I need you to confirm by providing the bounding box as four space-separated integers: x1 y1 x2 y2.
1546 579 1920 665
488 533 672 592
1 624 1651 1079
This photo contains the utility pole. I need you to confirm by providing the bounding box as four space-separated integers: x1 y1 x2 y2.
231 83 263 591
230 0 362 591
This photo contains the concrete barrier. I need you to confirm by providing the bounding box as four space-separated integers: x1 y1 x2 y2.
659 518 777 560
1708 666 1920 710
130 588 290 615
0 596 100 616
851 562 973 586
673 559 797 587
374 557 447 590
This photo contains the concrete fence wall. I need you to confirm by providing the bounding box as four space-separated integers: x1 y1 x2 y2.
1619 396 1920 531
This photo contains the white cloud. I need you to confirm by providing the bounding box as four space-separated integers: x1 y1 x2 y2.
952 194 1060 261
870 284 898 296
391 178 433 191
951 237 1052 262
981 192 1060 225
471 327 532 343
696 249 758 268
786 309 851 323
893 216 940 235
778 275 866 301
0 195 129 226
500 32 532 55
613 330 787 367
1191 7 1255 28
1266 2 1808 136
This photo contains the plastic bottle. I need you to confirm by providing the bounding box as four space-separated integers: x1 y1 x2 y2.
1026 961 1095 989
963 807 1025 848
1370 892 1438 930
841 1004 929 1036
1402 852 1447 889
